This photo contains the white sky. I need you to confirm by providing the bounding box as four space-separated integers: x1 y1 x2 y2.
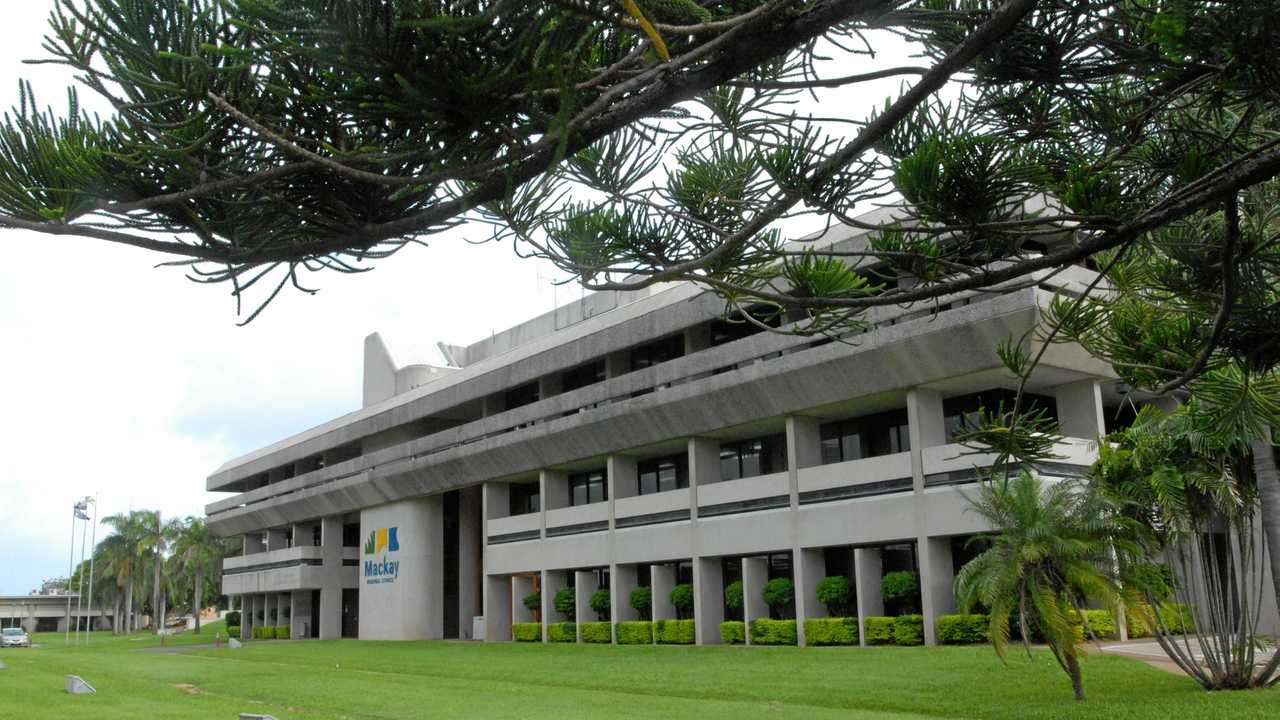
0 2 918 595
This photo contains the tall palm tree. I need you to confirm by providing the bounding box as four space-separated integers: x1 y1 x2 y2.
168 517 224 634
955 471 1140 701
101 512 145 634
94 533 132 634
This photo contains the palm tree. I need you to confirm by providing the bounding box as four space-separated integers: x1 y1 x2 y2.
168 517 224 634
955 471 1139 701
94 534 132 634
101 512 145 634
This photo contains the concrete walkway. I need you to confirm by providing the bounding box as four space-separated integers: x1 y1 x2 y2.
1100 639 1277 675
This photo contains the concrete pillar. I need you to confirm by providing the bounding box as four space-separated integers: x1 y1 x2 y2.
263 593 278 629
651 564 677 623
540 570 569 642
484 574 512 642
574 570 597 642
1055 379 1106 439
608 455 639 502
908 388 945 646
853 547 883 647
693 557 723 645
907 388 947 451
688 437 722 492
266 528 289 552
742 557 769 644
797 547 827 636
318 516 343 640
787 416 823 472
611 564 640 630
541 470 569 513
511 575 535 624
919 537 955 646
458 485 483 639
290 590 311 639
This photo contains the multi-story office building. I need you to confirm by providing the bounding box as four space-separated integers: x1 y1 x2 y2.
205 216 1280 646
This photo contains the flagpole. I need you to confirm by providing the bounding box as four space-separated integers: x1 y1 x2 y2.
75 503 88 645
85 495 98 643
64 503 76 646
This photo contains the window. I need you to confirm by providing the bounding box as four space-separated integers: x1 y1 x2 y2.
719 433 787 481
630 334 685 370
709 307 781 347
312 525 322 547
342 523 360 548
509 482 541 516
637 454 688 495
503 382 540 411
819 409 911 464
568 469 607 506
562 359 605 392
943 389 1057 441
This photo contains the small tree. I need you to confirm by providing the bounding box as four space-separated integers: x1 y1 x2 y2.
522 591 540 612
881 571 920 616
723 580 743 613
816 576 851 617
553 587 576 621
669 584 693 620
761 578 794 620
629 587 651 621
589 589 610 621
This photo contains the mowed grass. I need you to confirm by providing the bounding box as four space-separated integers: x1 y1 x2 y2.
1 623 1276 720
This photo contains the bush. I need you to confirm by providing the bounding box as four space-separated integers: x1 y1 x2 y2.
804 617 858 646
1158 603 1194 634
749 618 797 645
225 625 240 638
761 578 794 619
655 618 695 644
670 584 694 620
615 621 652 644
522 591 541 612
720 620 746 644
629 587 652 620
252 626 273 640
547 622 577 642
512 622 542 642
864 616 896 645
580 621 611 643
881 571 920 614
724 580 743 610
936 614 989 644
815 576 850 616
275 625 290 640
554 587 576 620
225 611 241 627
589 589 611 621
893 614 924 646
1076 609 1117 640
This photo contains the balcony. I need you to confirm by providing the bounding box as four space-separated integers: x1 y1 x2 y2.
922 438 1096 488
545 502 609 537
487 512 541 545
614 488 691 529
797 451 913 504
223 545 323 572
697 471 789 516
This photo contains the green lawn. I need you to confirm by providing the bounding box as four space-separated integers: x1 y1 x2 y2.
0 624 1275 719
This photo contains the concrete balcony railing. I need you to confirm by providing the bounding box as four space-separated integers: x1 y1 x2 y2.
697 470 789 516
487 512 541 543
921 437 1097 487
545 502 609 537
615 488 691 520
796 452 913 503
223 545 323 572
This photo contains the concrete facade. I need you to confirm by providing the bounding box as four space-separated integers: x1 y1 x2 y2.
206 218 1280 646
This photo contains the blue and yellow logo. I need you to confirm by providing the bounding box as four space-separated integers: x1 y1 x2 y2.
363 526 399 555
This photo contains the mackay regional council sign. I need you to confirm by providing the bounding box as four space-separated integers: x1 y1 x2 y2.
363 526 401 584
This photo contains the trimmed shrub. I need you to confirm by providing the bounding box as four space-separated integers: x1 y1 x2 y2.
553 587 576 620
881 571 920 614
522 591 541 612
225 611 241 627
761 578 794 619
512 622 542 642
749 618 797 645
936 614 988 644
590 589 611 621
252 626 272 640
1076 609 1117 640
629 587 652 620
547 622 577 642
275 625 290 640
724 580 743 610
804 617 858 646
655 618 695 644
1158 603 1194 634
580 621 611 643
615 621 652 644
863 616 896 645
720 620 745 644
893 614 925 646
815 576 850 617
670 584 694 620
225 625 240 638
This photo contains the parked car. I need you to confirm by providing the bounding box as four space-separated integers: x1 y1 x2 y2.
1 627 30 648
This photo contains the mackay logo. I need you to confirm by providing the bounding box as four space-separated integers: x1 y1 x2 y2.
363 526 400 584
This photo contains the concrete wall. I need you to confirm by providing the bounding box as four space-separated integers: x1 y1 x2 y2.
358 497 444 640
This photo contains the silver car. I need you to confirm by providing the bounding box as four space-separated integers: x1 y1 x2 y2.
1 627 31 648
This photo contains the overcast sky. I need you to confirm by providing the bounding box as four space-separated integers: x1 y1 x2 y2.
0 2 917 596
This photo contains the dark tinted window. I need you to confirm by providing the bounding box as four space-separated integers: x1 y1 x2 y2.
342 523 360 547
819 409 911 464
944 389 1057 441
509 482 541 516
503 382 540 411
562 360 606 392
630 334 685 370
568 469 607 506
719 434 787 480
637 454 688 495
709 307 781 347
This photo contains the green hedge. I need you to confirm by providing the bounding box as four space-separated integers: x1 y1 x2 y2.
580 621 612 643
655 619 695 644
512 622 542 642
936 614 988 644
225 611 241 627
1074 609 1117 640
274 625 290 640
804 617 858 646
863 616 895 645
749 618 797 645
720 621 745 644
615 621 652 644
225 625 240 638
893 615 924 646
547 622 577 642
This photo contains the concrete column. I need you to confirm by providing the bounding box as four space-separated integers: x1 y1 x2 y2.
684 324 712 354
693 557 723 645
853 547 883 647
919 537 955 646
1055 379 1106 439
908 388 946 646
318 516 343 640
263 593 278 629
611 564 640 630
484 574 512 642
797 547 827 631
511 575 535 624
266 528 289 552
907 388 947 453
574 570 597 642
787 416 823 473
541 470 568 513
608 455 639 502
290 590 311 639
650 564 677 623
458 485 483 639
483 481 511 520
540 570 569 642
742 557 769 644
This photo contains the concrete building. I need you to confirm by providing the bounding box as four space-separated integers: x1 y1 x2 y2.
205 216 1280 645
0 595 111 633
